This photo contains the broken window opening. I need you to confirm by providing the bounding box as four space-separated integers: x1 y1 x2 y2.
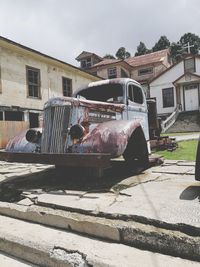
76 84 124 103
5 111 24 121
26 66 41 98
29 112 39 128
108 68 117 79
0 111 3 120
62 77 72 97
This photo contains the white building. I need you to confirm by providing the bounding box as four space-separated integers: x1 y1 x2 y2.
150 55 200 117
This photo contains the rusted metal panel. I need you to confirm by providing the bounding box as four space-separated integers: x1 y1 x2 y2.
0 121 29 149
71 120 141 157
0 151 111 168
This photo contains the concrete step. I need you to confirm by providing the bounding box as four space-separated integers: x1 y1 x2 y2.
0 252 38 267
0 214 199 267
167 111 200 133
1 202 200 263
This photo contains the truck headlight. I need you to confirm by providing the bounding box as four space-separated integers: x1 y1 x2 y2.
26 129 41 143
69 124 85 140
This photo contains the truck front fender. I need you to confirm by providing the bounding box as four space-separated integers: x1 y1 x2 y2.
5 128 42 153
71 120 142 157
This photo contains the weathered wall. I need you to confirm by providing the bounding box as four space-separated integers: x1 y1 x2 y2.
150 62 184 115
0 42 100 111
131 63 167 83
0 121 29 148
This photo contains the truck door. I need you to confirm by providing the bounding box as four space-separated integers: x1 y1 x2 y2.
126 83 149 140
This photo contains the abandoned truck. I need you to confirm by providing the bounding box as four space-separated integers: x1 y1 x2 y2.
0 78 150 172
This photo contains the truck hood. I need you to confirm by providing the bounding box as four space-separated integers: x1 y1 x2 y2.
44 97 125 113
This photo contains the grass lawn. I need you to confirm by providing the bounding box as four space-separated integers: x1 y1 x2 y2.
155 140 199 161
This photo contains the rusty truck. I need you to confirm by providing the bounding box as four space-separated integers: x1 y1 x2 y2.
0 78 150 174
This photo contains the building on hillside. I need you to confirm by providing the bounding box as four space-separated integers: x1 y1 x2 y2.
149 55 200 117
0 37 101 127
75 51 103 70
86 58 132 79
76 49 171 96
126 49 171 96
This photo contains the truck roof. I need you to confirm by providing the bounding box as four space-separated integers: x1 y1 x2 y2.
73 78 141 97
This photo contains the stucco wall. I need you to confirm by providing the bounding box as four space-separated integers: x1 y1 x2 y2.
131 63 167 83
150 62 184 115
0 44 100 111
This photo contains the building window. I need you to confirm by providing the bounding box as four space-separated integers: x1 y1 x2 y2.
138 67 153 76
108 67 117 79
5 111 24 121
26 66 41 98
162 87 174 108
184 57 195 73
81 58 92 69
62 77 72 97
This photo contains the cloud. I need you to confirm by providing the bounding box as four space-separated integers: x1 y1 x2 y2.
0 0 200 65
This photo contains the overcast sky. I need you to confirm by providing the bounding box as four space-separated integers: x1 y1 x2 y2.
0 0 200 66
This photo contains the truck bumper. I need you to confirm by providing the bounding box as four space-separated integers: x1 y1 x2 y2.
0 151 111 169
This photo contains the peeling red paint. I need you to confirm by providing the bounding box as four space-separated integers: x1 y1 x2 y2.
71 120 141 157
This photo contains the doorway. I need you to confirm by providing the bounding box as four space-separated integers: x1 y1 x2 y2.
184 84 199 111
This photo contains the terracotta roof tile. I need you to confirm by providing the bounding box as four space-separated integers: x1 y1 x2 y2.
91 59 122 67
126 49 169 67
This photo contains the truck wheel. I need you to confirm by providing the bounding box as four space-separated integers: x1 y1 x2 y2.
123 127 149 172
195 138 200 180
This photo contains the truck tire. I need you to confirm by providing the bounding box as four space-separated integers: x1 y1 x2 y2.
123 127 149 172
195 138 200 181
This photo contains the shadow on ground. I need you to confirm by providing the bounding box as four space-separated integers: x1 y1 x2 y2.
0 161 147 202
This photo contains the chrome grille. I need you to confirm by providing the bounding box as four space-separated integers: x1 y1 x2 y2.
41 105 71 153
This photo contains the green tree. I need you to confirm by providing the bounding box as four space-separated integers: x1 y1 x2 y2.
170 42 184 63
135 42 150 56
152 36 170 52
115 47 131 59
179 32 200 54
169 32 200 63
103 54 116 59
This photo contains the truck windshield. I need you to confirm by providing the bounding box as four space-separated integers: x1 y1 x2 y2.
76 84 124 103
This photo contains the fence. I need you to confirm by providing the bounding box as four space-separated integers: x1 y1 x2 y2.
0 121 29 149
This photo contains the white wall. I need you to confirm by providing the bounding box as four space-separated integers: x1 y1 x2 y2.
150 62 183 115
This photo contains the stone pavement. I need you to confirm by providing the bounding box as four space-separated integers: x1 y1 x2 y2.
0 159 200 266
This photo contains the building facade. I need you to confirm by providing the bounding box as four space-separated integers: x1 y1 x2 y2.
76 49 171 97
0 37 100 128
150 55 200 116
